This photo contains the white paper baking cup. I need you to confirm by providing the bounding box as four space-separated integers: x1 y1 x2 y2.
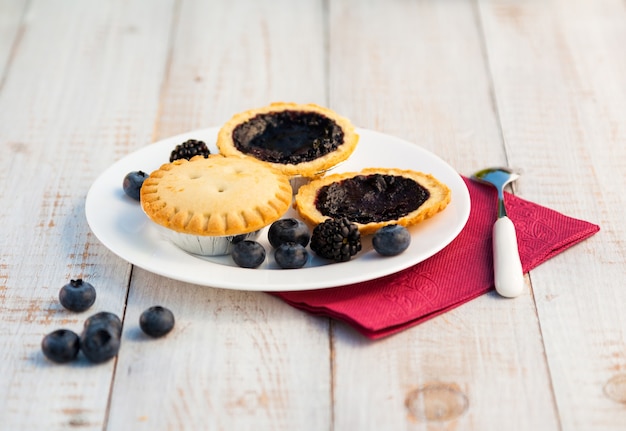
289 175 314 194
156 225 261 256
288 163 343 194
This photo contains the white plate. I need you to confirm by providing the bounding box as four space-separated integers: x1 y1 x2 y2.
85 128 470 291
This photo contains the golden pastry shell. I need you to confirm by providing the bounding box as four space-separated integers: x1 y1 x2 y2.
216 102 359 178
140 154 293 237
294 168 451 235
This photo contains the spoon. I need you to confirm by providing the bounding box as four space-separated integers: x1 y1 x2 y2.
472 167 525 298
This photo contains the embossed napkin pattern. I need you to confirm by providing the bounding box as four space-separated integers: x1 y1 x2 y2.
272 177 600 339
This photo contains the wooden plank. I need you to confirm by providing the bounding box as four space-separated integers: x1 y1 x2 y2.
154 0 328 139
480 0 626 428
0 0 175 429
106 1 333 430
0 0 27 78
328 0 559 429
1 0 622 429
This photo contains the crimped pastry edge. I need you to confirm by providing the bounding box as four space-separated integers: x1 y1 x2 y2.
293 167 452 235
140 154 293 236
216 102 359 178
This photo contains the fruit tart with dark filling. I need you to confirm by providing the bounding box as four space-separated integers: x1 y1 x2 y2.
216 102 359 179
294 168 451 235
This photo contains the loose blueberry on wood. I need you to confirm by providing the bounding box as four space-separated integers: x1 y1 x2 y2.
268 218 311 248
122 170 148 201
59 279 96 312
139 306 175 338
83 311 123 336
372 224 411 256
80 321 121 364
41 329 80 363
231 240 266 268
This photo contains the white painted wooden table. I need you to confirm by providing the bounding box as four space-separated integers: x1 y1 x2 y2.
1 0 625 429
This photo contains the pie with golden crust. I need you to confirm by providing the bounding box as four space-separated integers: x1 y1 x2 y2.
140 155 292 236
294 168 451 235
216 102 359 178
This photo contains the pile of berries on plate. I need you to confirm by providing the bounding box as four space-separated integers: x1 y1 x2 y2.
121 138 412 271
232 218 313 269
230 217 411 270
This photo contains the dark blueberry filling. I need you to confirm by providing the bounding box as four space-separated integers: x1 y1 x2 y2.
231 111 344 164
315 174 430 224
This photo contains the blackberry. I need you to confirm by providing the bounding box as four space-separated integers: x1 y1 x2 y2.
169 139 210 162
310 218 361 262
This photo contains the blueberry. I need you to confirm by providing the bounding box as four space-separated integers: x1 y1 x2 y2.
80 321 121 363
231 240 266 268
372 224 411 256
41 329 80 363
268 218 310 248
83 311 122 336
122 170 148 201
139 306 175 338
59 279 96 312
274 242 308 269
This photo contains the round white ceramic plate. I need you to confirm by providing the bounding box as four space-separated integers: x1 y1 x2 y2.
85 128 470 291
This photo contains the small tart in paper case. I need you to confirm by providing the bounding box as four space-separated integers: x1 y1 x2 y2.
294 168 451 235
140 155 292 237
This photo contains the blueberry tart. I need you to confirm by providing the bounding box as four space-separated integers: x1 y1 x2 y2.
141 155 292 255
216 102 359 179
294 168 451 235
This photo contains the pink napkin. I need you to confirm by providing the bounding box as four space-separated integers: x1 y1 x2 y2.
271 177 600 339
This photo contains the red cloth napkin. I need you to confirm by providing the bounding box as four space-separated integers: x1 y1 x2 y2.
271 177 600 339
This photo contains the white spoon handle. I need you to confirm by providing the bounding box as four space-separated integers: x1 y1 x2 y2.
492 216 525 298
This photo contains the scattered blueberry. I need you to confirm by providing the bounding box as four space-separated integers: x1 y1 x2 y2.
372 224 411 256
268 218 311 248
231 240 266 268
83 311 122 336
122 170 148 201
41 329 80 363
274 242 308 269
58 279 96 312
80 320 121 363
139 306 175 338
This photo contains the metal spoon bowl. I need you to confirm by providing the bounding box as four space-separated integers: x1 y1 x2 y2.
472 167 525 298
